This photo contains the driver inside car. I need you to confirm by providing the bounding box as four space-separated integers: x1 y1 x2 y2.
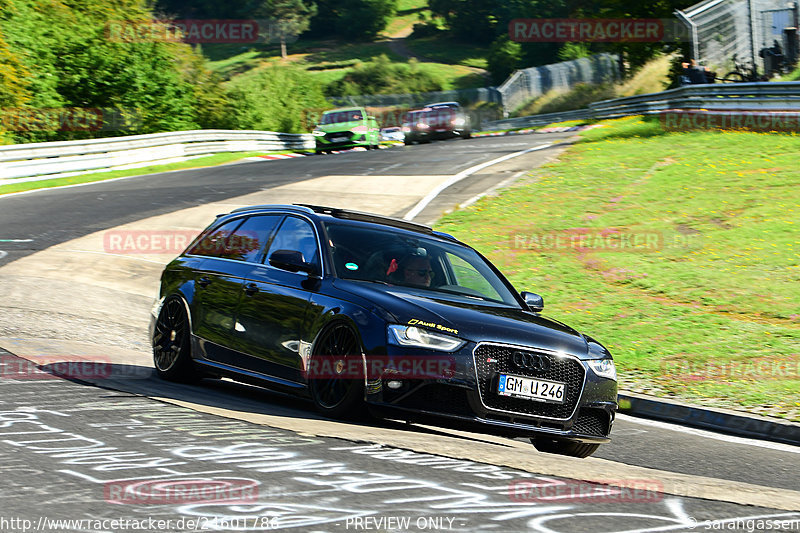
387 252 434 288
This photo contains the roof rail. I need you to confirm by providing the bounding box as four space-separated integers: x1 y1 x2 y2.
294 204 433 234
229 204 315 215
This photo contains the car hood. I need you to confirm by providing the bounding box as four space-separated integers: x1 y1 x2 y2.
333 279 590 358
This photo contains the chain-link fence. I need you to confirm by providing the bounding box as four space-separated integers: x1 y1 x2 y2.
677 0 799 73
326 54 621 123
497 53 621 115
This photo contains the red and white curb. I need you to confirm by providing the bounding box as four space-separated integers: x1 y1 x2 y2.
257 153 307 161
243 145 396 162
473 124 603 138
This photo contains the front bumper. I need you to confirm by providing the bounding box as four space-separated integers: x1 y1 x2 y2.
364 341 617 442
316 133 369 150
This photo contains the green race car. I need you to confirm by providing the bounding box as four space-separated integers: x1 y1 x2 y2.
312 107 380 153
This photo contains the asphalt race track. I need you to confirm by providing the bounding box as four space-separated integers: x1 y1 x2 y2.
0 133 798 532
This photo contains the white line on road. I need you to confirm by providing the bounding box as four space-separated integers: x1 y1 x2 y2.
0 239 33 242
403 143 553 221
458 169 529 209
616 413 800 454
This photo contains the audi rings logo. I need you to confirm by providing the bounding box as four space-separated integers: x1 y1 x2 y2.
512 351 551 371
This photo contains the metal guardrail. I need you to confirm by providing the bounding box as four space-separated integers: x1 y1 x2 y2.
0 130 314 180
480 109 594 131
482 81 800 130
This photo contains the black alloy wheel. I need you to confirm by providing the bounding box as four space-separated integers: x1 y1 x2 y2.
308 323 365 418
152 296 199 383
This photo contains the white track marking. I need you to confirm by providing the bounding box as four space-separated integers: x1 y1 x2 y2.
403 143 553 220
616 413 800 454
459 169 529 208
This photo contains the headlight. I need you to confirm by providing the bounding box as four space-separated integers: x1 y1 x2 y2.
388 325 465 352
312 130 325 136
587 358 617 381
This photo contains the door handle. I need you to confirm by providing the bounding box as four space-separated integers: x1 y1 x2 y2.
244 283 258 296
197 276 211 288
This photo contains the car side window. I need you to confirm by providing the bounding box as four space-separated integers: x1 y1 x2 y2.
266 216 319 268
187 219 243 258
446 252 503 300
224 215 282 263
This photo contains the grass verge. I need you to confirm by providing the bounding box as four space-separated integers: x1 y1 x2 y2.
436 115 800 420
0 151 302 196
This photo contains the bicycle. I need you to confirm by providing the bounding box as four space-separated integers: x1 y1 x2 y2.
720 54 765 83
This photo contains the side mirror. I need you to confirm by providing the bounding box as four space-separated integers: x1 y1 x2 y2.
269 249 317 275
520 291 544 312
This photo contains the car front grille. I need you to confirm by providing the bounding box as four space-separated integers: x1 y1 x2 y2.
573 408 610 436
474 343 585 420
324 132 353 142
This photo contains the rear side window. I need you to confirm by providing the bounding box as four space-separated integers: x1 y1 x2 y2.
188 215 281 262
187 219 243 258
224 215 282 262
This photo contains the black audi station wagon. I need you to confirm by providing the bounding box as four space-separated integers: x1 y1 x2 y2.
151 204 618 458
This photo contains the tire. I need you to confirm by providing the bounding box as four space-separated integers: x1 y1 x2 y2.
308 323 365 419
721 71 745 83
152 296 201 383
531 437 600 458
461 131 472 139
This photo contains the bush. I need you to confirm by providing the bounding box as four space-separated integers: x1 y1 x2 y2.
226 64 329 132
325 55 444 96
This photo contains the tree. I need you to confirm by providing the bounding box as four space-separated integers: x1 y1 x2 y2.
258 0 317 58
487 35 522 84
310 0 395 41
336 0 395 40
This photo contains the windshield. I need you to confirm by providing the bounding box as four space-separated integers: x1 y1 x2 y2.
320 110 363 125
325 222 520 307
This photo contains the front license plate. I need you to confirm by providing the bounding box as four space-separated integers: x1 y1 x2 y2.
497 374 565 404
331 136 348 142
